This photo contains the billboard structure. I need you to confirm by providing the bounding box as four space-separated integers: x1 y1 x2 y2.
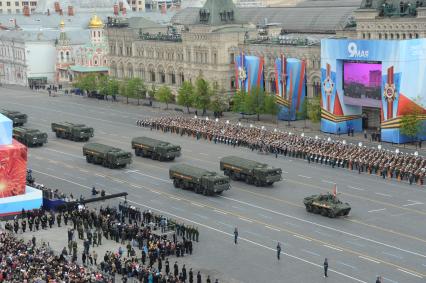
274 56 306 121
321 39 426 143
235 53 264 92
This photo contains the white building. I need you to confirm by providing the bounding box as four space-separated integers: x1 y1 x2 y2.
0 0 38 15
0 33 26 85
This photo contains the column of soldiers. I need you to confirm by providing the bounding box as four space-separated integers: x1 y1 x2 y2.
137 116 425 186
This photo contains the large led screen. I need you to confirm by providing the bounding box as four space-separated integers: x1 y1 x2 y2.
343 61 382 107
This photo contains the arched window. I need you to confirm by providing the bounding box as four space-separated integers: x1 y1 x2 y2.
65 51 70 61
390 33 394 39
415 33 419 38
98 31 101 37
379 33 382 39
60 51 64 61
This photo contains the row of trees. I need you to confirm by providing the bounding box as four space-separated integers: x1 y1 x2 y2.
73 74 323 122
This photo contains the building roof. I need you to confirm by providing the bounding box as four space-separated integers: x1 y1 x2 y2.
88 14 104 29
69 65 109 72
34 0 131 14
173 0 362 32
0 29 89 45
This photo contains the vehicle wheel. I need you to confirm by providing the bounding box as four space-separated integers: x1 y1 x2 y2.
170 157 175 161
321 209 328 216
173 179 179 188
194 186 200 194
230 172 238 181
216 191 223 195
255 180 261 187
203 189 208 196
86 156 91 163
328 211 336 218
312 206 319 214
305 205 312 212
55 132 60 138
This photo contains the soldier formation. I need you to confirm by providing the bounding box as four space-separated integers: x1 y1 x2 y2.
138 116 425 186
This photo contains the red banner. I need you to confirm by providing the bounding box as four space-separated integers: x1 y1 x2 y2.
0 139 27 198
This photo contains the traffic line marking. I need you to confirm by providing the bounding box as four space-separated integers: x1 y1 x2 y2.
150 190 161 195
323 245 343 252
346 185 364 191
336 261 357 270
368 208 386 213
321 180 336 184
214 209 227 215
265 226 280 232
79 169 89 173
375 192 392 197
199 153 208 156
239 217 253 223
301 249 321 257
114 180 124 184
382 277 399 283
130 184 141 188
293 234 311 241
169 196 181 201
402 201 423 207
397 268 423 278
298 174 312 179
358 256 380 264
95 173 104 177
191 202 205 207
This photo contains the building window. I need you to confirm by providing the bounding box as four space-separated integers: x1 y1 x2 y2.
15 1 19 6
378 33 382 39
402 34 406 39
7 2 11 6
409 33 413 39
187 51 191 62
213 53 217 64
65 51 69 61
368 33 371 39
362 33 365 39
396 34 400 39
385 34 388 39
171 73 176 84
229 53 234 64
390 33 394 39
7 8 11 13
30 1 36 6
15 8 19 13
415 33 419 38
160 71 165 83
60 51 64 61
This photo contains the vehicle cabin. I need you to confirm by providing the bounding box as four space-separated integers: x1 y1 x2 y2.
13 127 48 147
51 122 94 141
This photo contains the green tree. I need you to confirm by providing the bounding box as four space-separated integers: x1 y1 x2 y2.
232 89 248 113
127 78 146 105
400 109 422 143
264 93 279 117
177 81 194 113
246 86 267 121
155 85 174 110
297 98 308 127
119 79 130 104
73 73 99 94
307 95 322 123
209 84 229 117
148 84 156 106
193 77 211 116
98 76 119 101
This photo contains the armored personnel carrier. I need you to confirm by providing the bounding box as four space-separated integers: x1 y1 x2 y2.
169 164 230 195
220 156 282 186
13 127 48 147
51 122 94 141
131 136 181 161
1 109 27 126
83 143 132 169
303 193 351 218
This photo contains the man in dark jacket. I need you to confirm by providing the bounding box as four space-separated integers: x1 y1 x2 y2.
197 271 202 283
323 258 328 277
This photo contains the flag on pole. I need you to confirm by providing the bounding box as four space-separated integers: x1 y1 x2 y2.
332 184 337 197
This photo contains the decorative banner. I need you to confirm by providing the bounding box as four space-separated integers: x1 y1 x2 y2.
275 57 306 121
235 54 264 92
0 139 27 198
0 114 12 146
321 39 426 142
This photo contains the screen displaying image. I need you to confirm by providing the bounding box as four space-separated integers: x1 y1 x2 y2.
343 61 382 107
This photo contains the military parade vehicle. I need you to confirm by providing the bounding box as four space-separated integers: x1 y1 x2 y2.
303 193 351 218
169 164 230 195
51 122 94 141
131 136 181 161
13 127 48 147
83 143 132 168
219 156 282 186
0 109 27 126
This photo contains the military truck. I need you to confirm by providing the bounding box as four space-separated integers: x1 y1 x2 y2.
83 143 132 169
13 127 48 147
51 122 94 141
0 109 27 126
169 164 230 195
303 193 351 218
131 136 181 161
220 156 282 186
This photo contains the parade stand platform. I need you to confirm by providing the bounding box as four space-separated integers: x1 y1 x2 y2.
0 185 43 218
